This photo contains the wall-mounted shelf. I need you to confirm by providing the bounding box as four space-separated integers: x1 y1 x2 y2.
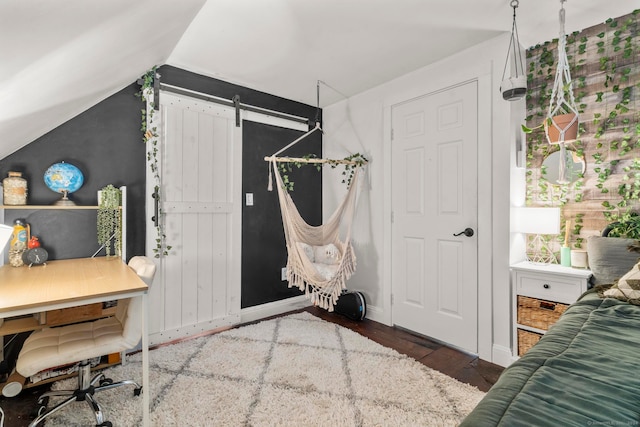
1 186 127 262
0 205 101 210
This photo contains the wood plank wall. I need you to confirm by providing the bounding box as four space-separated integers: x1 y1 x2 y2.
525 10 640 250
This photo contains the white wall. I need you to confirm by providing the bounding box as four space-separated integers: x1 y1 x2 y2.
322 33 515 366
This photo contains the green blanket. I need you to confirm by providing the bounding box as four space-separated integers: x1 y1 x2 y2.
461 293 640 426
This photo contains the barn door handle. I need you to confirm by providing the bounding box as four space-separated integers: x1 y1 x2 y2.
151 191 159 227
453 228 474 237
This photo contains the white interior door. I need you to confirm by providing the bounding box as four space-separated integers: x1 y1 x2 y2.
391 81 478 353
147 91 242 345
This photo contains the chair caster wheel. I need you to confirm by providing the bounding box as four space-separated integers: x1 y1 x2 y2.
100 378 114 386
134 387 142 396
97 422 112 427
30 401 47 420
31 395 49 418
36 396 49 407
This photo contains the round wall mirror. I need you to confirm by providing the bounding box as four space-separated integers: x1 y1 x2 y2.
542 146 585 185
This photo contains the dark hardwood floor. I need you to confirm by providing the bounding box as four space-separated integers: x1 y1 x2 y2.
0 307 504 426
302 307 504 392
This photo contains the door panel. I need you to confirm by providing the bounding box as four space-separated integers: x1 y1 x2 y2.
148 92 239 345
391 81 478 353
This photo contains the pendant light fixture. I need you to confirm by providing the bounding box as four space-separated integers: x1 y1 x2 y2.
500 0 526 101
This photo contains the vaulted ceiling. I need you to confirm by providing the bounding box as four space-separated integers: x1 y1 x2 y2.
1 0 637 159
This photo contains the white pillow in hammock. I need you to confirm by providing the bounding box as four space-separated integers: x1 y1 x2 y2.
314 244 340 265
296 242 315 262
295 242 340 280
314 263 339 281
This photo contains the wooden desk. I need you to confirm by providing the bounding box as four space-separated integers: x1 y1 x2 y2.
0 256 151 426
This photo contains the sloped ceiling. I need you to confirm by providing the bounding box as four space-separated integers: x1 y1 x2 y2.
0 0 638 159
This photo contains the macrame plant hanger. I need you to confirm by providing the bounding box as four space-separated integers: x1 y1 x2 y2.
547 0 579 184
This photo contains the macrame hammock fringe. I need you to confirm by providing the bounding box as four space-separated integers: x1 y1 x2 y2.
270 157 360 311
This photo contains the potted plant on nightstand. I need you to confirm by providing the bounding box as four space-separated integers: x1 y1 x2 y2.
603 212 640 239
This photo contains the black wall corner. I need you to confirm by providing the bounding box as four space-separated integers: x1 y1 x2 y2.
1 83 146 260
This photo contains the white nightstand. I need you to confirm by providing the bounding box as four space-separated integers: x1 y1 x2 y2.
511 261 592 357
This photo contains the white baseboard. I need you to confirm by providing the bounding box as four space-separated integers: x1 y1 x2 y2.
148 297 311 347
149 314 241 347
492 343 514 368
240 295 310 324
362 304 390 325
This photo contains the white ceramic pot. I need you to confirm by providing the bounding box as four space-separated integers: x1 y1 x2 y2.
501 76 527 101
571 250 588 269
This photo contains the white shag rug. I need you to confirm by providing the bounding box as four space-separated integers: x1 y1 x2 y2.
45 312 485 426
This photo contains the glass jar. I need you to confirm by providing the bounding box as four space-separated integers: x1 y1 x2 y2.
3 171 27 205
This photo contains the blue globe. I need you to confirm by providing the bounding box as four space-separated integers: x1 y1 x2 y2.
44 162 84 194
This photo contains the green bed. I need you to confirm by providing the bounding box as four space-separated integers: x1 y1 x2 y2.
460 290 640 426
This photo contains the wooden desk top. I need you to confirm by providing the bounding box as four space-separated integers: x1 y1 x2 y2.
0 257 148 317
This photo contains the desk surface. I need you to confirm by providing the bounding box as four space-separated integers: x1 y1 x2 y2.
0 257 148 317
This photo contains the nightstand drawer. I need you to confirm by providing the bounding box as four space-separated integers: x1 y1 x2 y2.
516 273 584 304
517 329 542 356
517 296 568 330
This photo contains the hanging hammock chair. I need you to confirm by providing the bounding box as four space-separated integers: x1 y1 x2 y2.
269 156 362 311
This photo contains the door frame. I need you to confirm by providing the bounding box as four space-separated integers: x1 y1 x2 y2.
382 72 493 361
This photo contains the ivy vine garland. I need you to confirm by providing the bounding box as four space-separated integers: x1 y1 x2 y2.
277 153 368 192
137 67 172 258
97 184 121 257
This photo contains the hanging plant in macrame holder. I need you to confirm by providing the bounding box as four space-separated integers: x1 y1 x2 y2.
97 185 122 257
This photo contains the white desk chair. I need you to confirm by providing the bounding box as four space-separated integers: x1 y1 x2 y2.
15 256 156 427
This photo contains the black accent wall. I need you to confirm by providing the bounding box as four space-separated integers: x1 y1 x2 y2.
0 83 146 260
241 121 322 308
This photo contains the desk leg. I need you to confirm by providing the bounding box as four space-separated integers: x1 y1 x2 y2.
142 292 149 426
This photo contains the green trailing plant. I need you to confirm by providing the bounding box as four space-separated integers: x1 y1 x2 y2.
618 159 640 206
137 67 171 258
327 153 369 187
573 213 584 248
277 154 321 192
602 211 640 239
277 153 368 192
97 185 121 257
521 117 552 134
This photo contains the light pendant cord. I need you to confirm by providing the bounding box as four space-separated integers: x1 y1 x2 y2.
501 0 524 82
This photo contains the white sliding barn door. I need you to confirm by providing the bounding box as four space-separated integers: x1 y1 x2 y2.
391 81 478 353
147 92 241 345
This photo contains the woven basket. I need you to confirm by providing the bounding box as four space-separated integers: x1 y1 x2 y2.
518 329 542 355
517 296 568 331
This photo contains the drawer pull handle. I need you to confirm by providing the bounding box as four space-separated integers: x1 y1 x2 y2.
543 284 550 289
539 301 556 311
